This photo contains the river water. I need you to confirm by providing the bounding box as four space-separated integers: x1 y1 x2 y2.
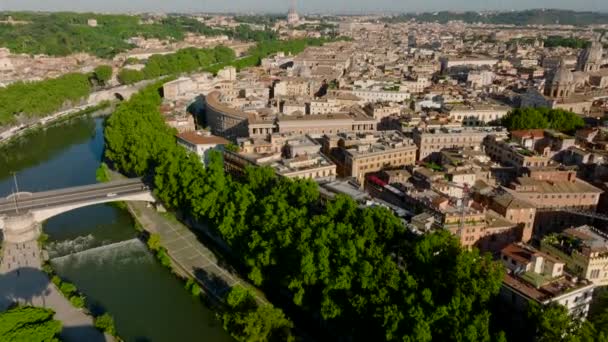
0 116 232 342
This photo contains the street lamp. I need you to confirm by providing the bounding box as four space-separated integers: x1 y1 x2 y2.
12 172 20 214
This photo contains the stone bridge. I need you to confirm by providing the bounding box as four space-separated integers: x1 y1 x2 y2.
0 179 155 243
86 80 155 104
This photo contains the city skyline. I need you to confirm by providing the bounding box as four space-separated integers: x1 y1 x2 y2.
1 0 608 14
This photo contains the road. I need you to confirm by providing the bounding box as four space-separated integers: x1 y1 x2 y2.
0 179 147 216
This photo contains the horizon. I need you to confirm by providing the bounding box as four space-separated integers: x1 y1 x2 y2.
1 0 608 15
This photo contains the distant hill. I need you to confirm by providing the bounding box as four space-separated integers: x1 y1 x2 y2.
383 9 608 26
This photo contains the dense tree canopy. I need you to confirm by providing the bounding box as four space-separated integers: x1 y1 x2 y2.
104 81 506 341
116 38 331 84
0 12 278 58
544 36 591 49
527 302 606 342
382 9 608 26
0 306 62 342
93 65 113 85
0 73 92 125
222 286 294 342
501 108 585 133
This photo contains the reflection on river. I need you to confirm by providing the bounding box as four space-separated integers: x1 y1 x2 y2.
0 115 232 342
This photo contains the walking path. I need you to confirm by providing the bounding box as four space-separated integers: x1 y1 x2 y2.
0 240 112 342
126 201 268 304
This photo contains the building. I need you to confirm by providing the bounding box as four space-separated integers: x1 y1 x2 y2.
440 56 499 72
412 127 508 160
205 91 252 140
577 40 604 73
287 0 300 25
489 191 536 243
276 109 376 136
322 131 417 185
507 170 603 233
448 103 510 126
223 133 337 182
347 89 411 104
499 243 594 318
541 225 608 287
177 131 229 165
484 135 552 172
544 62 575 99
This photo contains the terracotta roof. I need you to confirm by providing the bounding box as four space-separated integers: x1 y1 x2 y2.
511 129 545 139
178 131 229 146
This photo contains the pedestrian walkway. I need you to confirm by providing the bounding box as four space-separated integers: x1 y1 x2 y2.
0 240 112 342
126 201 268 304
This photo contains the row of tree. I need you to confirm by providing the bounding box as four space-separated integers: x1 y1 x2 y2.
544 36 591 49
500 107 585 133
0 12 279 58
382 9 608 26
104 81 508 341
117 38 331 85
117 46 236 84
0 67 113 126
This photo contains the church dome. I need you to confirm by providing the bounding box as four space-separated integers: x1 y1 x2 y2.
584 41 604 63
550 64 574 85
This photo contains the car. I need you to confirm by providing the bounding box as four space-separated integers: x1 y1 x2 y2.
106 193 117 197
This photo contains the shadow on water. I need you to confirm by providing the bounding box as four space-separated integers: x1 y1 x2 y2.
0 116 96 179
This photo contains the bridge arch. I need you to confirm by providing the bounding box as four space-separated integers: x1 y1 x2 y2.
31 192 155 223
0 191 155 243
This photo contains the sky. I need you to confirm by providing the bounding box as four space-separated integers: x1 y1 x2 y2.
1 0 607 14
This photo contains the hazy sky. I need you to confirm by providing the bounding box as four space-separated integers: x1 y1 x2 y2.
1 0 607 14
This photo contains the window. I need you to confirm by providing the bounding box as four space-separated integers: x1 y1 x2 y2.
591 269 600 279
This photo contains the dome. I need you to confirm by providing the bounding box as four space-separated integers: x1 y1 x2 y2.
585 41 604 63
550 64 574 85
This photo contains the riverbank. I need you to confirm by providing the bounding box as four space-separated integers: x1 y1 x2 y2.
0 79 155 146
0 102 112 146
104 169 266 306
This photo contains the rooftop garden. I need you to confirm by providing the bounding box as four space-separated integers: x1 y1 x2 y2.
543 234 582 255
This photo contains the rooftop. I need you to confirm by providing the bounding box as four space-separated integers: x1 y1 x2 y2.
543 225 608 257
177 131 229 146
513 177 603 194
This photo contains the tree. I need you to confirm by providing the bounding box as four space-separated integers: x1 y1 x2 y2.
501 108 584 133
93 65 113 85
147 233 162 252
94 313 117 336
117 68 144 85
0 306 62 342
222 286 294 342
527 302 602 342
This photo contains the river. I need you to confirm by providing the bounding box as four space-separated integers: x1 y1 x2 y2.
0 115 232 342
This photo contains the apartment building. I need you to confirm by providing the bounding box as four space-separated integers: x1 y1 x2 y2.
412 127 508 160
489 191 536 243
223 133 337 182
507 170 603 233
499 243 594 318
176 130 229 165
322 131 417 185
485 136 552 172
448 103 510 126
541 225 608 287
347 89 411 103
